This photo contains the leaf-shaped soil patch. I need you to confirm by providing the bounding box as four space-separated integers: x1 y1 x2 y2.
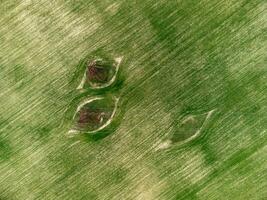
70 96 118 134
77 56 122 90
171 110 215 143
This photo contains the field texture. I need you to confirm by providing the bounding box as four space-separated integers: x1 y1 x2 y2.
0 0 267 199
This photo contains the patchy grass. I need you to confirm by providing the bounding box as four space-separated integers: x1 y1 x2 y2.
0 0 267 199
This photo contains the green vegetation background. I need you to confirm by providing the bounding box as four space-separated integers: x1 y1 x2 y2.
0 0 266 199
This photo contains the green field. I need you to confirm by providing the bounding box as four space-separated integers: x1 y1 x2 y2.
0 0 267 199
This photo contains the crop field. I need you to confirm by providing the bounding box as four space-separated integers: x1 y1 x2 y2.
0 0 267 199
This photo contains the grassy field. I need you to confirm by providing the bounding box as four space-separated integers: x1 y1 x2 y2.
0 0 267 199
